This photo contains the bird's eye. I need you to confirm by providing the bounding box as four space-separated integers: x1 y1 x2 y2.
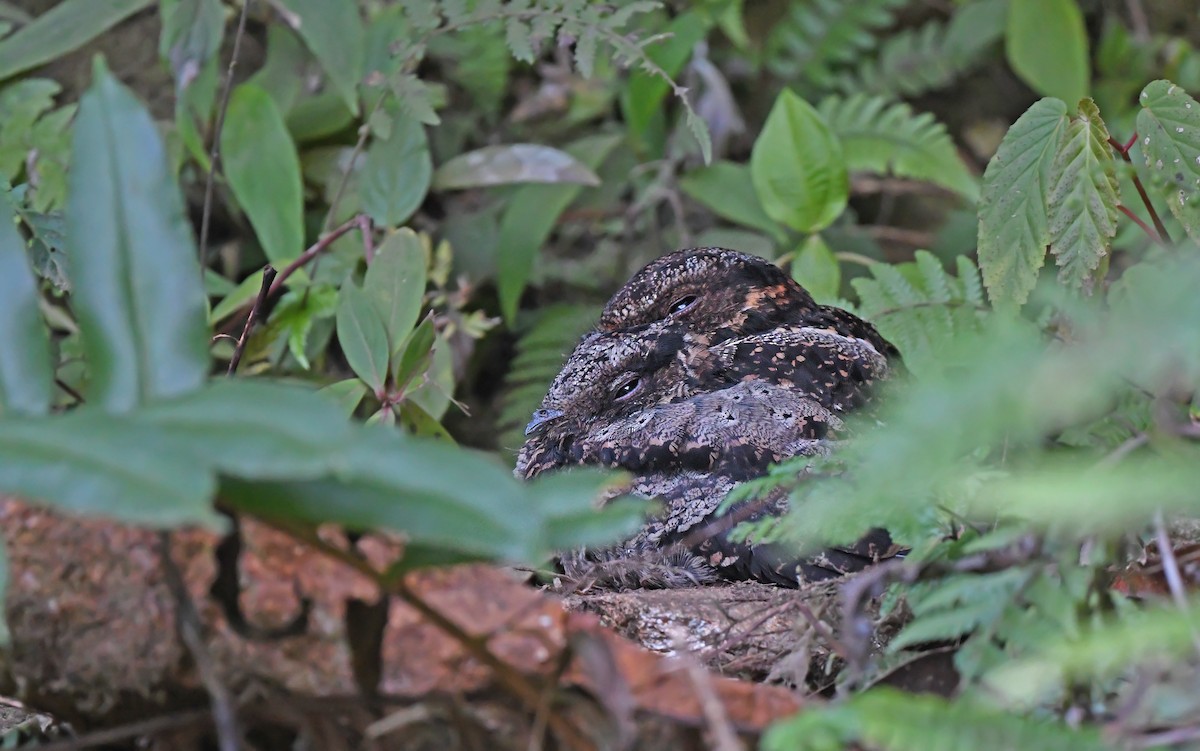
668 294 698 315
612 376 641 401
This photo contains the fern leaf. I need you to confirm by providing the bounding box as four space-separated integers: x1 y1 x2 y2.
957 255 985 308
766 0 906 89
818 94 979 200
764 688 1116 751
837 0 1007 98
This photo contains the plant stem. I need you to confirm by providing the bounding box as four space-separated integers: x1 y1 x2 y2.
227 266 277 376
1109 134 1171 245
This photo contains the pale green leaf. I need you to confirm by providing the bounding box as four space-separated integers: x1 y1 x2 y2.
159 0 224 92
0 195 52 416
751 89 848 232
221 85 305 263
791 234 841 303
360 111 431 228
977 98 1069 305
67 58 210 411
274 0 364 115
1006 0 1089 105
336 283 390 394
0 0 153 81
1136 79 1200 242
363 229 426 353
433 144 600 190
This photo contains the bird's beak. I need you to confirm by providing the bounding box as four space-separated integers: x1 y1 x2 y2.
524 408 564 436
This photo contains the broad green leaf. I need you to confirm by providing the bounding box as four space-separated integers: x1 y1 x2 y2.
273 0 364 115
1005 0 1089 105
433 145 601 190
360 111 431 228
818 94 980 202
159 0 224 92
792 234 841 303
0 196 52 416
751 89 849 232
407 332 455 420
209 268 264 324
393 316 435 391
1047 99 1118 290
318 378 367 417
137 380 358 479
0 409 218 527
1136 80 1200 242
0 0 153 81
221 85 304 263
621 11 710 138
363 229 426 352
497 133 622 323
270 283 338 369
336 283 390 394
679 161 786 243
977 98 1069 305
67 59 209 412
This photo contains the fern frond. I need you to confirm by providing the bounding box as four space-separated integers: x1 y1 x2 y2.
818 93 979 200
835 0 1007 98
497 303 599 453
853 251 988 378
764 687 1116 751
766 0 906 89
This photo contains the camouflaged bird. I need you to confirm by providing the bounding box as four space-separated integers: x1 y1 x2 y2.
599 246 897 359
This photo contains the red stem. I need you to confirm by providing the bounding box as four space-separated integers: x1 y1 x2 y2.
1108 134 1171 245
268 215 367 297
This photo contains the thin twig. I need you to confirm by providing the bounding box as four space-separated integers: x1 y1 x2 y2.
359 215 376 264
54 377 85 405
159 532 243 751
32 710 211 751
226 266 277 375
672 632 741 751
1152 511 1200 659
1116 205 1159 244
1109 134 1171 245
199 0 253 265
268 215 365 297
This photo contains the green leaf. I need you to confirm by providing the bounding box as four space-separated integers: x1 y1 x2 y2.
360 110 431 228
66 58 210 412
159 0 224 92
318 378 367 417
751 89 848 233
679 160 786 243
273 0 364 115
1047 99 1118 291
818 94 979 201
221 84 304 263
0 195 52 416
1005 0 1089 105
137 380 358 479
407 332 455 420
0 0 153 81
336 283 390 394
0 540 7 646
433 144 601 190
497 133 622 323
791 234 841 303
363 229 426 353
0 409 218 527
1136 80 1200 242
977 98 1069 305
764 687 1115 751
393 316 435 390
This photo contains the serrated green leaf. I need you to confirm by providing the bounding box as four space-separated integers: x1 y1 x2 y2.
336 283 390 394
1006 0 1089 105
67 59 210 412
363 229 426 353
497 133 621 323
433 144 601 190
977 98 1069 305
221 85 304 264
505 18 535 63
273 0 364 115
1136 79 1200 242
360 110 431 228
792 234 840 303
751 89 848 232
0 0 153 81
679 160 785 243
0 195 51 416
0 409 218 527
1047 99 1118 290
818 94 979 201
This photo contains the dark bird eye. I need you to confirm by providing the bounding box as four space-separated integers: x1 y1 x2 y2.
612 376 641 401
668 294 698 314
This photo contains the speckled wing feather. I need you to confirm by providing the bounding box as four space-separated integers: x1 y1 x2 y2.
569 381 842 479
